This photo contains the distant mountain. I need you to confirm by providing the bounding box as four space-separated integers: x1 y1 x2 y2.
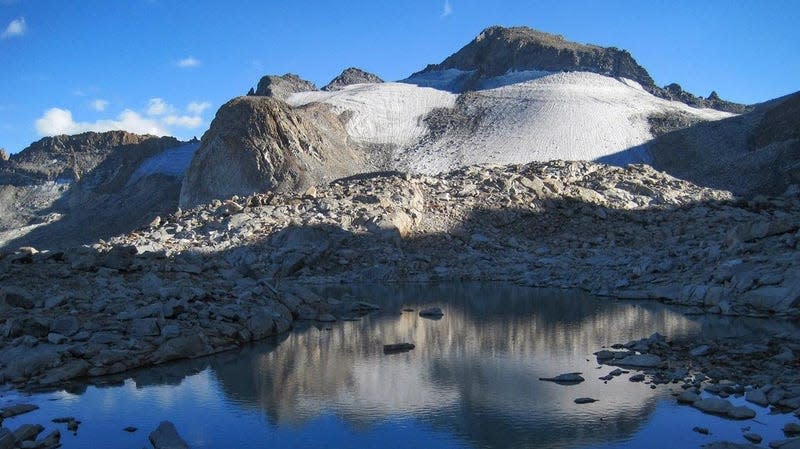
322 67 383 91
407 26 747 113
0 131 198 250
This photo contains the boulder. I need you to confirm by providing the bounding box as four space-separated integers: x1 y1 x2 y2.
179 96 370 208
0 428 14 449
151 334 210 364
692 397 733 415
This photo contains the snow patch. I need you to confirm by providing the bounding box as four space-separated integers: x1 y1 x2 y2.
399 71 733 174
287 83 457 147
127 142 199 186
286 71 732 176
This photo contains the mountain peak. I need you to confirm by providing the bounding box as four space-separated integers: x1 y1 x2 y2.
413 25 655 93
322 67 383 91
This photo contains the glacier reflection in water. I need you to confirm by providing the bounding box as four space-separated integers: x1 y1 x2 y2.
2 283 787 449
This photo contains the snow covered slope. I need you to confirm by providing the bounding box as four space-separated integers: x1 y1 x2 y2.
287 83 456 147
288 72 733 175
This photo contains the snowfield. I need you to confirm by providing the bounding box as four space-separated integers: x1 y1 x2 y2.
287 83 457 147
287 71 733 175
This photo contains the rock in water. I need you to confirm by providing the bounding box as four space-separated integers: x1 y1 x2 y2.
383 343 415 354
574 397 598 404
614 354 662 368
149 421 189 449
692 397 733 415
727 406 756 420
0 403 39 418
419 307 444 319
539 373 585 385
0 428 15 449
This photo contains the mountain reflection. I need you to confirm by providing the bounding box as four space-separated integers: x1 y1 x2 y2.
207 284 703 448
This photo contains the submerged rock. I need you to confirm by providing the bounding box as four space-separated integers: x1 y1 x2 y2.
419 307 444 319
383 343 415 354
539 373 585 385
149 421 189 449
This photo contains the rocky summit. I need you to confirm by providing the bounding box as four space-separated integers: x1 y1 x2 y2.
322 67 384 91
250 73 317 100
409 25 746 112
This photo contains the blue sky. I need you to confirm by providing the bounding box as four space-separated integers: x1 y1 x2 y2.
1 0 798 153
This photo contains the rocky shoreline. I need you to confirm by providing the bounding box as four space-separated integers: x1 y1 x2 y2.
1 160 799 390
1 160 799 446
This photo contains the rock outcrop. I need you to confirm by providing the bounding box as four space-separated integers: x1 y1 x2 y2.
0 148 8 161
409 26 746 112
179 96 372 208
660 84 749 114
322 67 383 91
251 73 317 100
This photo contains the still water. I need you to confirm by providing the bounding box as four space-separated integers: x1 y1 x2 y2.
1 283 795 448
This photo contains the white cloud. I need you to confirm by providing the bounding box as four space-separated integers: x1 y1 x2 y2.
176 56 200 68
35 97 212 138
186 101 211 115
146 98 173 116
163 115 202 128
90 99 109 112
1 17 25 38
35 108 167 136
442 0 452 17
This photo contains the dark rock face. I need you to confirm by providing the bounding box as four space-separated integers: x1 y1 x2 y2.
179 96 372 208
413 26 655 92
322 67 384 91
252 73 317 100
411 26 746 112
650 91 800 195
749 91 800 149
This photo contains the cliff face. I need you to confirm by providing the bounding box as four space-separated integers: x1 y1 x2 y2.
179 96 373 208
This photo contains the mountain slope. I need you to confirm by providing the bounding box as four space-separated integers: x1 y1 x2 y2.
648 91 800 195
0 132 197 250
287 72 732 175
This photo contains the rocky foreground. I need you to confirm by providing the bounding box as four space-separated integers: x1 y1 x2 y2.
1 160 799 391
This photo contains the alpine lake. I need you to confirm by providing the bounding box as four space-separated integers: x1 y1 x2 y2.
2 283 797 449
